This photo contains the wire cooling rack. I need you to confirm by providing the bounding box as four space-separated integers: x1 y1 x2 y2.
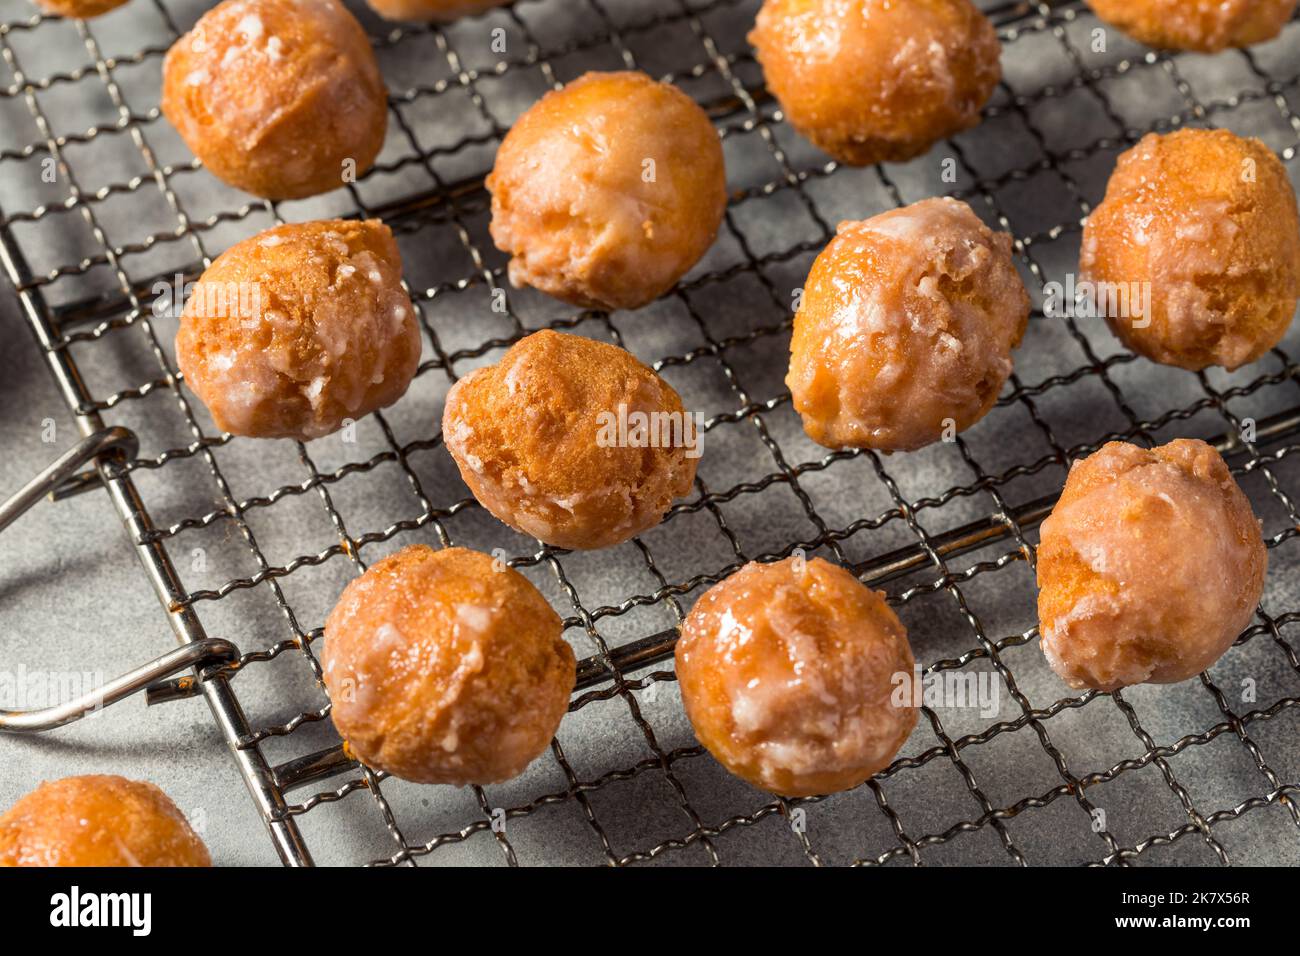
2 0 1300 866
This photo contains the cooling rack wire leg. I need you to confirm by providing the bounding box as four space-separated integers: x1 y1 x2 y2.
0 428 250 731
0 638 239 733
0 426 136 532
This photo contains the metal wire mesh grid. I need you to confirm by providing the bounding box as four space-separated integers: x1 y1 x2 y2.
1 0 1300 866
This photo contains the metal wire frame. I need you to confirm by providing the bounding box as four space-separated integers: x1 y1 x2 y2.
0 0 1297 866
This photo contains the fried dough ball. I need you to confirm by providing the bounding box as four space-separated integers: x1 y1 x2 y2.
749 0 1002 166
0 775 211 867
161 0 387 199
34 0 128 16
1037 440 1267 692
365 0 508 19
1085 0 1295 52
321 545 575 785
1080 129 1300 371
176 219 421 441
443 330 699 549
486 71 727 310
787 197 1029 451
675 557 917 797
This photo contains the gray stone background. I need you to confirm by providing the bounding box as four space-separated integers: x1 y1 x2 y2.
0 0 1299 866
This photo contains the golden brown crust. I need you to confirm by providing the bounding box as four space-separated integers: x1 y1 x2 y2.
365 0 509 20
787 197 1029 451
34 0 129 16
161 0 387 199
1036 439 1267 691
486 71 727 310
749 0 1001 165
321 545 575 785
175 218 421 440
442 329 699 549
1080 128 1300 371
1085 0 1295 51
675 557 917 797
0 775 211 867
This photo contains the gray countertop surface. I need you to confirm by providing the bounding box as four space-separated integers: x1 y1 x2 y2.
1 0 1299 866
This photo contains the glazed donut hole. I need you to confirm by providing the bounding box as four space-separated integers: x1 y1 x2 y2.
1080 128 1300 371
33 0 129 17
321 545 575 786
486 70 728 311
364 0 510 21
0 775 211 867
1036 439 1267 692
1085 0 1296 52
749 0 1002 166
175 218 422 441
442 329 700 550
787 196 1030 452
675 556 918 797
161 0 388 200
